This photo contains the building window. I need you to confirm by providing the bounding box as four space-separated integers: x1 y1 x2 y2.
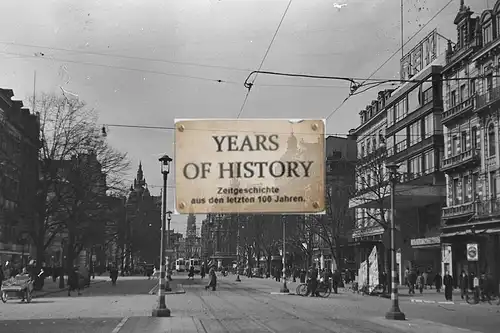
387 107 394 126
483 23 493 45
409 121 421 146
452 178 460 205
486 74 493 92
473 173 479 199
386 135 394 156
463 175 471 202
423 150 434 174
409 155 422 178
372 136 377 151
366 139 371 154
408 85 421 113
423 114 434 138
471 126 478 149
470 79 476 95
460 84 467 102
422 86 433 105
452 135 459 155
488 123 496 157
490 171 497 198
450 90 457 107
360 142 365 157
461 131 467 151
395 128 407 153
394 98 407 123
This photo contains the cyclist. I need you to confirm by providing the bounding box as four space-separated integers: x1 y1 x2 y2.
305 264 319 297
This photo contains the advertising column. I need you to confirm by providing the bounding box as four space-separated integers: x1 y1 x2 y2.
441 243 452 277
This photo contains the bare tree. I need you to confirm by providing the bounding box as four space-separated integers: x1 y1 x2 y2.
24 92 129 269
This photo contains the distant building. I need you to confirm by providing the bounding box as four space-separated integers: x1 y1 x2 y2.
0 88 40 265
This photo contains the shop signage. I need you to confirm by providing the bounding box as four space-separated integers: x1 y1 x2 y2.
466 243 478 261
400 29 437 81
91 255 97 262
175 119 325 214
410 236 440 247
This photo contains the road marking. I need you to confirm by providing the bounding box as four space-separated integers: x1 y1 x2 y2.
111 317 128 333
148 283 159 295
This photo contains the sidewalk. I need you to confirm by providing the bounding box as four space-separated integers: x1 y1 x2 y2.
34 276 107 297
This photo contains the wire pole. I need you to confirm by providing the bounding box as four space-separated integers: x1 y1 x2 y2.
401 0 404 60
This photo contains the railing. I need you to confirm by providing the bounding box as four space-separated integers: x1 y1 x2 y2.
442 95 475 123
442 201 476 219
476 198 500 217
441 149 480 171
476 86 500 110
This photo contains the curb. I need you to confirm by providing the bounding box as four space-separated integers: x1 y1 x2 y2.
33 280 106 298
148 283 185 295
410 299 457 305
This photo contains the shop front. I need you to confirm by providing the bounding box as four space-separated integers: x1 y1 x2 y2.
409 236 441 279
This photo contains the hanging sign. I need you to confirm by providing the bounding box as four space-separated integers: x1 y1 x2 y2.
174 119 325 214
466 243 478 261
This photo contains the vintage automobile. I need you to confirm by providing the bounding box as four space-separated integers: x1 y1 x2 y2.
1 275 34 303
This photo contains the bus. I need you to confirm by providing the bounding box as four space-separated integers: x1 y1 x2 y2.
188 258 201 273
175 258 186 272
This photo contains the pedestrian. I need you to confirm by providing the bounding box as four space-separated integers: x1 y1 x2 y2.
306 264 319 297
188 265 195 280
200 265 206 279
68 267 82 296
205 263 217 291
408 269 417 294
423 270 429 289
443 271 453 301
416 272 424 294
460 270 469 300
434 272 442 293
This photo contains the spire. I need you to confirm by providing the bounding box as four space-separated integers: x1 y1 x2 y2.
460 0 464 11
137 161 143 181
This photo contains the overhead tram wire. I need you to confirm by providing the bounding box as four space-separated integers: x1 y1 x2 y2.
101 121 496 139
236 0 293 118
324 0 455 121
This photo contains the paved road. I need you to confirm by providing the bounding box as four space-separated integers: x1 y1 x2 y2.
0 274 497 332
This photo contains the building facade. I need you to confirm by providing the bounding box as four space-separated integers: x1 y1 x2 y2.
350 30 449 280
441 0 500 291
0 88 39 265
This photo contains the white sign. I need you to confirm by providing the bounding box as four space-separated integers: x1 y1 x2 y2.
400 29 437 80
91 255 96 262
466 243 478 261
174 119 326 214
410 236 440 247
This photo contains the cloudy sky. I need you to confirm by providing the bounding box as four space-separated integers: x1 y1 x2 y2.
0 0 491 233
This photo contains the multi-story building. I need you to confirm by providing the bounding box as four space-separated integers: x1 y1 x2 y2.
440 1 500 290
0 88 40 265
350 30 449 280
311 135 357 271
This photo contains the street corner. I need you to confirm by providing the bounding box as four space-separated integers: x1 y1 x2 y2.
366 316 485 333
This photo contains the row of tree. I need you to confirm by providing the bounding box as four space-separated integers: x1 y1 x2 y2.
233 153 398 272
19 93 130 271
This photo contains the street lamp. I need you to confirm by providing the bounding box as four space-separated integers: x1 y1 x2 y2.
152 154 172 318
279 215 289 293
384 163 405 321
165 210 173 291
236 214 241 282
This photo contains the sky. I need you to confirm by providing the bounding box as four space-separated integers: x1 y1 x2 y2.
0 0 492 233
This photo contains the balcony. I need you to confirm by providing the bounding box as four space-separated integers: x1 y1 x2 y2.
442 201 476 220
442 94 475 124
441 149 480 173
476 86 500 113
476 198 500 218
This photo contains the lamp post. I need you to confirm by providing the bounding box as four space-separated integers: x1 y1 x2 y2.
165 210 173 291
152 154 172 318
279 215 289 293
236 214 241 282
385 163 405 321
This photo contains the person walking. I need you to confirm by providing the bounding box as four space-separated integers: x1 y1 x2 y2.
443 271 453 301
434 272 442 293
460 270 469 300
205 263 217 291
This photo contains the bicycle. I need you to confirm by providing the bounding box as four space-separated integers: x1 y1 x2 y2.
295 281 331 298
466 289 500 305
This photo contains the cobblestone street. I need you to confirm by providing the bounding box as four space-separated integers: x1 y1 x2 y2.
1 274 497 332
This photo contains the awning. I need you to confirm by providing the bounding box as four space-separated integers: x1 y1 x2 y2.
349 184 445 209
441 228 500 238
